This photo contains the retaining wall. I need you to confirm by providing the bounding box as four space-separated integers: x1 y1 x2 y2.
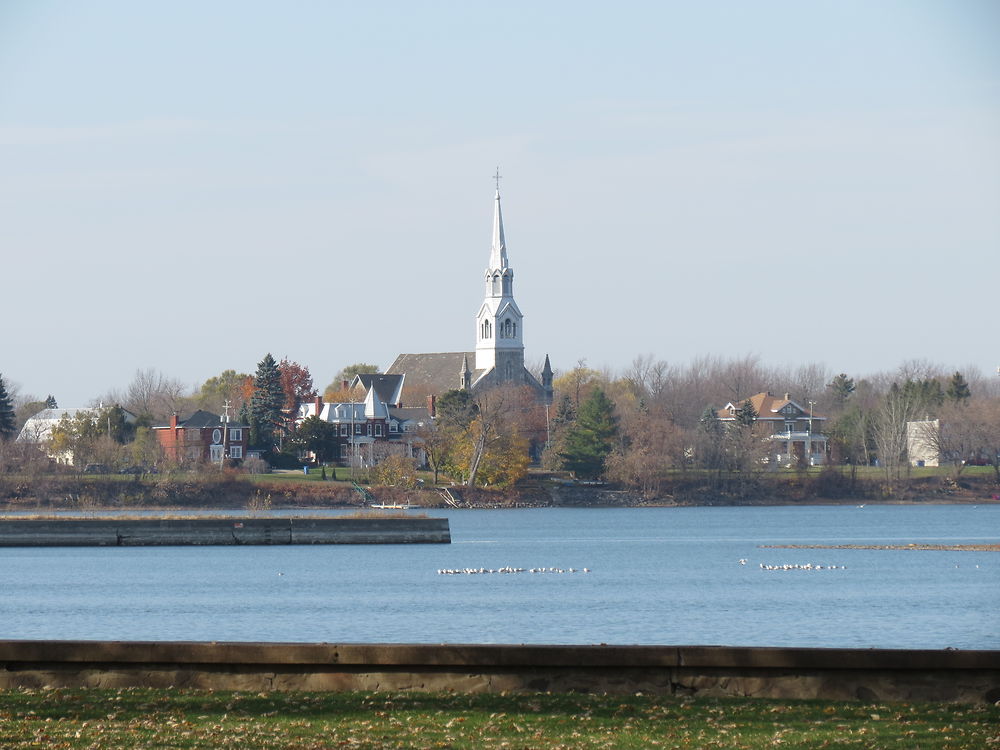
0 517 450 546
1 641 996 703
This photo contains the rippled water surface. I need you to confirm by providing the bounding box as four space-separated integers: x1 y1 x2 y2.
2 505 997 648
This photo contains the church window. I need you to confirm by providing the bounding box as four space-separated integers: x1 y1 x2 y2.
502 319 512 338
492 275 501 295
502 275 511 295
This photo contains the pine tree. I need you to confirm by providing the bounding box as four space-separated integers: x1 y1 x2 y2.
734 399 758 428
559 387 618 479
249 354 285 449
44 394 57 409
946 371 971 403
827 373 855 407
0 375 16 441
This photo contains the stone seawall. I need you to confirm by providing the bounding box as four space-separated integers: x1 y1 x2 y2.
0 517 451 546
0 641 996 703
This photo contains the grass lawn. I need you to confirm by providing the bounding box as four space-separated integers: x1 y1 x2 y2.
1 688 996 749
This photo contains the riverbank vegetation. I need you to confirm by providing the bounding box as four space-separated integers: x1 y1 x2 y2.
3 357 999 504
1 688 996 749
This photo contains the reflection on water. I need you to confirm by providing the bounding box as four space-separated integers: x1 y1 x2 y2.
1 505 996 648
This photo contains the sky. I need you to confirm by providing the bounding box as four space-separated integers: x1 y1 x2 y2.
2 1 999 407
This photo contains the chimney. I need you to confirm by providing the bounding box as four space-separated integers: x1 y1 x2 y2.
427 394 436 418
314 395 323 415
170 414 179 429
342 379 349 391
784 393 790 401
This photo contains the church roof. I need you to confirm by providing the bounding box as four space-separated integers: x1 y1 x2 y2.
386 352 483 398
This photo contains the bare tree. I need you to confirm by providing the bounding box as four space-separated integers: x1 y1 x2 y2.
121 368 188 423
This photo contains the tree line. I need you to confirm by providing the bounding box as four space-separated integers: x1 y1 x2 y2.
3 355 999 493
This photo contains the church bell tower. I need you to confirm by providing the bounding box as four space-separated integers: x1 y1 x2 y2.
475 182 525 378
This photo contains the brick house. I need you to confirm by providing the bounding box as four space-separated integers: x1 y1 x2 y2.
297 386 431 467
153 410 250 464
718 392 828 466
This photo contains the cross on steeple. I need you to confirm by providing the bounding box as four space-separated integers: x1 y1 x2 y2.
493 166 502 191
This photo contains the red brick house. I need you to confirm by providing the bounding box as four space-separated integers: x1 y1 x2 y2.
297 386 431 467
153 410 250 465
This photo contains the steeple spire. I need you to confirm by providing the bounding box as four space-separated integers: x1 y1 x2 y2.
489 188 508 271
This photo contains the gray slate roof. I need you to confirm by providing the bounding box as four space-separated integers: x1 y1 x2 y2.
352 373 405 406
385 352 483 398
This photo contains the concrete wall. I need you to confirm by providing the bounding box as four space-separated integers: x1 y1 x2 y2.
1 641 996 703
0 517 451 546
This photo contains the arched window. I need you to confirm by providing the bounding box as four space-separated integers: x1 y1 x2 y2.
492 274 501 295
502 319 513 338
502 275 511 295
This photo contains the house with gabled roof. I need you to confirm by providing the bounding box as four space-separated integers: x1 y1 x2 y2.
297 385 430 466
718 392 828 466
152 409 249 465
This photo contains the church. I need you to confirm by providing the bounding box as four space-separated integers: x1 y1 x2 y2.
385 185 553 405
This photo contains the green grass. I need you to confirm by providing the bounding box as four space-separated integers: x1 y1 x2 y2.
0 688 995 749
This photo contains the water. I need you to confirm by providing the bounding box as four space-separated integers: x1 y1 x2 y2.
1 505 996 649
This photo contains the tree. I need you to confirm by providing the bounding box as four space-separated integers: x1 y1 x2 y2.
946 372 971 403
290 416 338 463
120 368 187 424
46 405 133 467
559 387 618 479
826 373 856 410
324 363 379 400
0 375 16 441
695 405 725 475
733 399 758 428
249 354 285 449
436 389 478 428
552 360 604 410
872 382 925 488
279 358 317 414
370 453 419 488
197 370 251 414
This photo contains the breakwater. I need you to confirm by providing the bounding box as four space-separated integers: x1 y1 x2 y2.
0 641 996 703
0 517 450 546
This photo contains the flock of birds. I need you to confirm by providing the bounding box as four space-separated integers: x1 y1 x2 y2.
437 566 591 575
757 562 846 571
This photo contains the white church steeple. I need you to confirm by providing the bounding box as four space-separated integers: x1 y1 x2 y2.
475 181 524 373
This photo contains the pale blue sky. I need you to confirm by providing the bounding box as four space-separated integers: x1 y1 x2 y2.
3 1 999 406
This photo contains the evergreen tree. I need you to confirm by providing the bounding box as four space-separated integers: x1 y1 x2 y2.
0 375 16 441
826 373 855 407
559 387 618 479
552 394 576 426
946 371 971 403
734 399 758 428
698 405 722 435
44 395 57 409
435 389 478 429
249 354 285 449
